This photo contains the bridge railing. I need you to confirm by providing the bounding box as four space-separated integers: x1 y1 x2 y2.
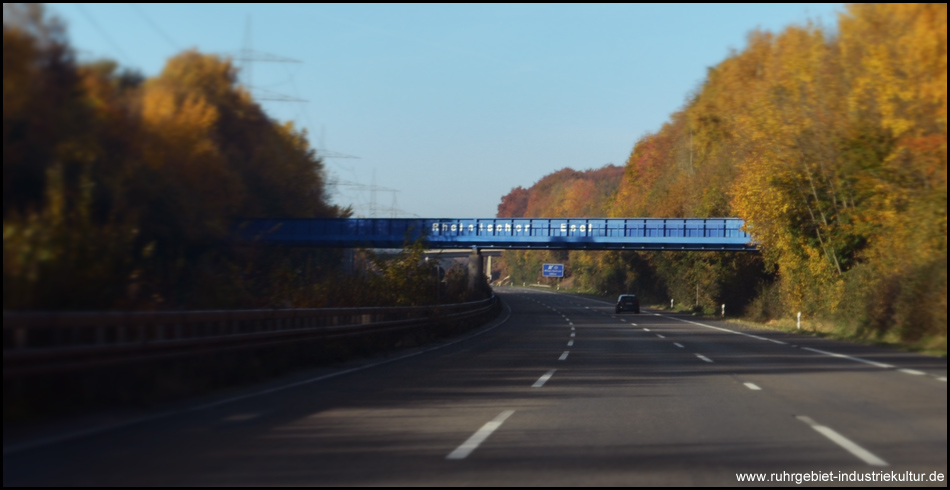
3 295 499 377
237 218 755 251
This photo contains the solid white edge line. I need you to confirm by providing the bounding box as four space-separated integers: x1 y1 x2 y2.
796 416 888 467
4 298 517 457
651 311 906 372
446 410 515 460
653 313 774 340
937 377 947 382
532 370 557 388
801 347 894 369
559 351 569 361
743 382 762 391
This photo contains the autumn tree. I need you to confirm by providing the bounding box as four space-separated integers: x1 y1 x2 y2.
3 5 349 311
501 4 945 349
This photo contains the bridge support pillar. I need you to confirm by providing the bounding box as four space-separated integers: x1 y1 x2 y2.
342 248 355 274
468 250 483 292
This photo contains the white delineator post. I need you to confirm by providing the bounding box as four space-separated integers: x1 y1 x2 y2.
721 304 725 318
798 312 802 330
671 299 674 310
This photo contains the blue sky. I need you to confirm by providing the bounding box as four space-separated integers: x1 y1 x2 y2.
50 3 844 218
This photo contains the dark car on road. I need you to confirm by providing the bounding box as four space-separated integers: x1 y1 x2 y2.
615 294 640 314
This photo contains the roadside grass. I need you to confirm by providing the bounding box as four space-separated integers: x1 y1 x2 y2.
719 316 947 359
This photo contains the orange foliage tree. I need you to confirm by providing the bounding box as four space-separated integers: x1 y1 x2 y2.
500 4 945 347
3 5 349 310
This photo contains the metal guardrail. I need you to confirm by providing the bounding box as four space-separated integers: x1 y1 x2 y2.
3 295 499 377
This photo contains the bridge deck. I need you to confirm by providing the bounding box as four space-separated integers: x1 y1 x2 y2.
238 218 755 251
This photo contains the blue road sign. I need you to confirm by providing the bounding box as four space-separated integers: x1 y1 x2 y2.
543 263 564 278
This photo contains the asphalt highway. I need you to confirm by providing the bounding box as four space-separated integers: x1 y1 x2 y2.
4 287 947 486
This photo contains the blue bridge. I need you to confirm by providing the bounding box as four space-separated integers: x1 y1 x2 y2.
238 218 755 251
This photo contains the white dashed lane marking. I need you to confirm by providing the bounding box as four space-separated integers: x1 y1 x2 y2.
446 410 515 460
532 370 556 388
796 416 888 467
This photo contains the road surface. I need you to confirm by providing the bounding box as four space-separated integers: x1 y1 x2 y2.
4 288 947 485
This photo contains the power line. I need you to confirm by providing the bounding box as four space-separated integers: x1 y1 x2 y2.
128 3 179 51
224 15 363 209
74 4 134 65
248 86 307 103
315 126 359 159
224 15 304 101
328 176 410 218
